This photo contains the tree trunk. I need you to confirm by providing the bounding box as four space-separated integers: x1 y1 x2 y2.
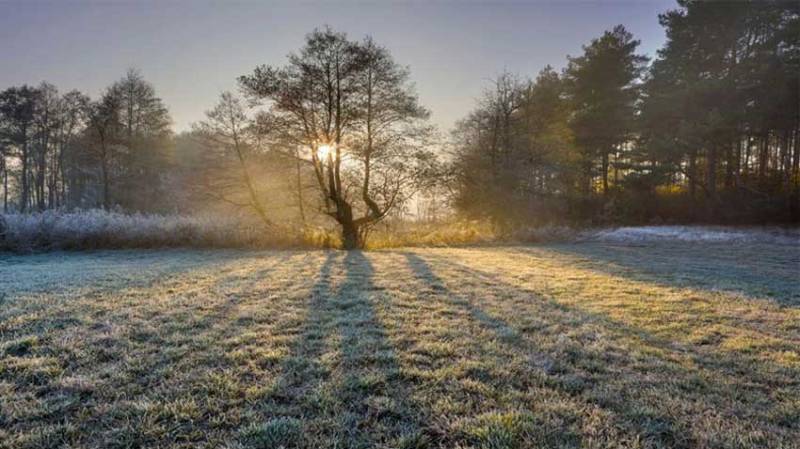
734 137 742 188
758 134 768 187
706 144 718 220
743 136 752 183
59 147 68 209
101 151 110 210
602 152 609 195
232 137 273 230
688 149 697 200
1 158 6 213
295 148 306 226
20 144 29 212
793 127 800 191
36 153 46 211
781 130 791 192
340 218 361 250
724 142 734 190
583 159 593 195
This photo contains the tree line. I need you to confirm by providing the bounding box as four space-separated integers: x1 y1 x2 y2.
451 0 799 225
1 1 798 248
0 70 173 214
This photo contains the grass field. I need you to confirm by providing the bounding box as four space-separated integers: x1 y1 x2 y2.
1 241 799 449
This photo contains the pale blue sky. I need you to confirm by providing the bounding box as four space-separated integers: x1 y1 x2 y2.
0 0 676 132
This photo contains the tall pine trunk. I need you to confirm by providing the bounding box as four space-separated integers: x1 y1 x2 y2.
706 144 718 220
688 149 697 200
1 157 6 213
20 142 29 212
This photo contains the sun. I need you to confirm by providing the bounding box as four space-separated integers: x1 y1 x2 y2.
316 144 332 160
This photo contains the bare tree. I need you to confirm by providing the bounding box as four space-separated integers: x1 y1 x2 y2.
86 89 121 209
84 70 172 211
33 82 59 211
240 28 436 248
52 90 89 208
0 86 39 212
194 92 275 228
110 69 172 211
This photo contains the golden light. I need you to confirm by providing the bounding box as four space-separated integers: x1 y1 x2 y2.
316 144 332 160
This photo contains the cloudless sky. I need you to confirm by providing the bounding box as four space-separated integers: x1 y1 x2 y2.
0 0 676 133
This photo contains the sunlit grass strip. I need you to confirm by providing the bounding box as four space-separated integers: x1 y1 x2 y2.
408 248 799 447
443 246 800 366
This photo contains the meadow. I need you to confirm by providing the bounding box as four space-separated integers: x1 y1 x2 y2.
1 239 798 449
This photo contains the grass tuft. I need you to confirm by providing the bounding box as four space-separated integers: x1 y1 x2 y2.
3 335 40 356
464 411 537 449
238 417 304 449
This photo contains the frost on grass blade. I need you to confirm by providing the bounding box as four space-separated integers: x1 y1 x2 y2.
585 226 800 245
0 209 283 251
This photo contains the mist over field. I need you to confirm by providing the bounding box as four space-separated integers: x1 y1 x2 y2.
1 1 799 448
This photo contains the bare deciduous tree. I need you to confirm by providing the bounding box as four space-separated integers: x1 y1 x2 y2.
240 28 436 248
194 91 275 229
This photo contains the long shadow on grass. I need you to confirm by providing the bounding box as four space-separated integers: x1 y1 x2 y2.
402 252 799 448
496 245 800 351
264 250 338 416
185 252 296 336
263 251 427 448
102 251 298 396
0 249 262 301
0 251 303 448
332 250 428 447
0 249 273 336
518 242 800 307
97 254 303 445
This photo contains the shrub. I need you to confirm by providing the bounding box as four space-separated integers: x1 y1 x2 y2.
365 220 578 249
0 209 307 252
365 220 498 249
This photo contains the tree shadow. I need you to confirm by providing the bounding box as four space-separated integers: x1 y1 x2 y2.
96 250 299 389
486 246 800 353
0 250 314 447
262 250 428 447
401 252 798 448
0 248 279 338
517 242 800 307
0 248 265 300
112 251 334 446
330 250 429 446
264 250 338 411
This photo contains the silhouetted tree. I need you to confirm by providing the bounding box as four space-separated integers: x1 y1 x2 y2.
639 0 799 221
0 86 39 212
111 69 172 211
240 28 436 248
83 70 172 211
194 91 275 228
563 25 648 196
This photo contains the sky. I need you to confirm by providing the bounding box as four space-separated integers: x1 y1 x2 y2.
0 0 676 134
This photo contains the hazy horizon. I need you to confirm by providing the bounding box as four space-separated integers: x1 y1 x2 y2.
1 0 674 133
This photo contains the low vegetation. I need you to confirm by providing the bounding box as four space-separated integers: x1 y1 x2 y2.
0 211 505 251
0 210 308 252
4 210 798 253
2 240 798 448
